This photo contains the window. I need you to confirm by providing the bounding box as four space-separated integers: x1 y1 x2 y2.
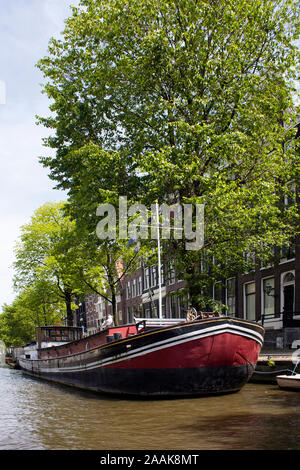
169 294 177 317
214 282 223 303
151 266 157 287
144 267 150 290
244 251 255 272
260 245 275 269
161 264 165 285
283 272 295 283
262 277 275 316
178 295 188 318
226 278 236 316
144 307 151 318
43 329 51 339
137 276 142 296
132 305 139 318
152 304 158 318
200 252 210 274
126 281 131 299
169 262 176 284
281 271 295 316
138 304 143 316
245 282 256 321
280 242 296 262
132 279 137 298
162 298 166 318
127 307 132 323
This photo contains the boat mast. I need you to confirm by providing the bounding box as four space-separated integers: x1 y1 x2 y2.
155 201 163 319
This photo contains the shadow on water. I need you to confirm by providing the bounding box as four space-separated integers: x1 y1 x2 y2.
20 371 240 402
179 410 300 450
176 384 300 450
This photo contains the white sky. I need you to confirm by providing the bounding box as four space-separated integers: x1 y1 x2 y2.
0 0 80 311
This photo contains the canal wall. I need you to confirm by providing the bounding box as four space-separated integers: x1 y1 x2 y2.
251 349 300 384
262 328 300 350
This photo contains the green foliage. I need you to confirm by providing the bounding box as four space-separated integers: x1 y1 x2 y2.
13 201 89 325
0 279 66 347
36 0 300 307
1 301 33 347
12 200 145 326
0 305 33 347
0 304 35 347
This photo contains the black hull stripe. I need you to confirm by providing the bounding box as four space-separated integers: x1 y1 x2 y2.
19 364 253 396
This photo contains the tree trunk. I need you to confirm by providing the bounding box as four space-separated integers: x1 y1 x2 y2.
65 291 73 326
181 250 204 312
111 290 118 326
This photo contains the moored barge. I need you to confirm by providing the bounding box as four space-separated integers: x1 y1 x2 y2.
18 313 264 397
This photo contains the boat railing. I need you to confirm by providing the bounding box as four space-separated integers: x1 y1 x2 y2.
134 312 221 331
134 317 186 331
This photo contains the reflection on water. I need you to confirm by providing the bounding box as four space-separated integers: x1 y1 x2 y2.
0 367 299 450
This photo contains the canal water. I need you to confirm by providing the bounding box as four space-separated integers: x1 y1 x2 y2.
0 366 299 451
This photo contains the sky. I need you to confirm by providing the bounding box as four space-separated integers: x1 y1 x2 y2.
0 0 80 311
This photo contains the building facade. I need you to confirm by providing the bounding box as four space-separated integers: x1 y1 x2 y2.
72 231 299 349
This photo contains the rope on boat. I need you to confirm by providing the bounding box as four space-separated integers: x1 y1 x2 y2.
238 350 299 376
253 359 300 376
253 369 296 375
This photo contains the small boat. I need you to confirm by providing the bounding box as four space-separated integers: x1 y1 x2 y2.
18 313 264 397
276 374 300 391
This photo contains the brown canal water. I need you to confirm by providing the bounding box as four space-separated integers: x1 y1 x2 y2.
0 366 299 451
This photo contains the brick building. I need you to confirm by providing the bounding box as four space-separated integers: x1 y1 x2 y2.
74 233 299 350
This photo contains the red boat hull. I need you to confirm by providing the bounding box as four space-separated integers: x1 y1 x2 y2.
19 317 264 397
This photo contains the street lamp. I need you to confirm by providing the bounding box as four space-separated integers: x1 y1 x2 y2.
264 285 276 297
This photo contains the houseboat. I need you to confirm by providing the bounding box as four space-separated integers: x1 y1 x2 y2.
18 312 264 397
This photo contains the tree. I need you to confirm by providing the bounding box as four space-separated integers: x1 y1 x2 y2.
37 0 300 310
73 235 146 325
0 301 35 347
13 201 144 326
0 279 66 347
13 201 89 325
